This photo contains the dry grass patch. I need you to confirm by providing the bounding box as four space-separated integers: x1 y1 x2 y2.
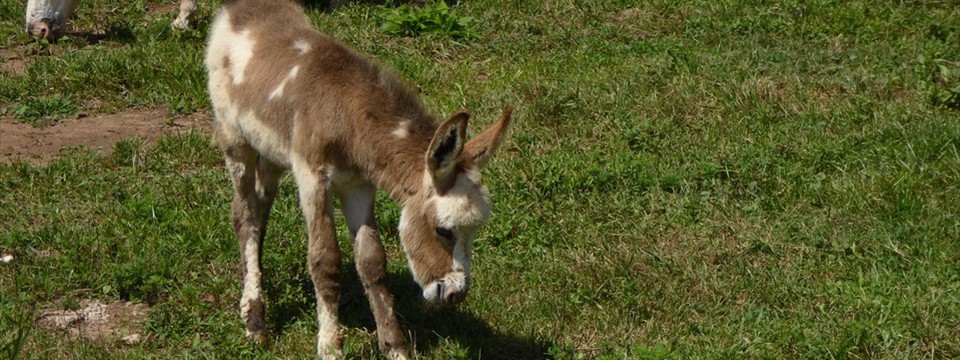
37 299 150 343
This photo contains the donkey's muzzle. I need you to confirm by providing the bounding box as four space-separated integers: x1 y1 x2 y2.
423 272 469 307
27 18 63 41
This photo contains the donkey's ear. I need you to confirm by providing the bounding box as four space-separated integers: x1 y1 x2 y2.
427 110 469 190
464 106 513 168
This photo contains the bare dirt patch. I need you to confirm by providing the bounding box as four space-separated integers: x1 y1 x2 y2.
0 46 31 76
0 108 211 165
37 299 151 343
148 2 182 17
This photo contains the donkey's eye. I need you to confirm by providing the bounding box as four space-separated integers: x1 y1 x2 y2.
435 227 455 243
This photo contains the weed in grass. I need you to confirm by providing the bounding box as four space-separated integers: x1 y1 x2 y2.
379 1 476 40
9 94 78 127
927 57 960 110
0 312 32 360
111 138 148 168
25 37 53 55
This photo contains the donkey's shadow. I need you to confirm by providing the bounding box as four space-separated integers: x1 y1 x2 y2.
264 261 551 359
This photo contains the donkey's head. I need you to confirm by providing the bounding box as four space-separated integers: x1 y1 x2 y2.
399 107 512 307
25 0 80 40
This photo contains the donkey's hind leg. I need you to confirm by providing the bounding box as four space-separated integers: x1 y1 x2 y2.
224 145 281 340
339 183 409 359
254 158 283 227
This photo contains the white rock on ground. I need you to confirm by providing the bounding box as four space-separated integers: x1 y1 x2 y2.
122 333 142 345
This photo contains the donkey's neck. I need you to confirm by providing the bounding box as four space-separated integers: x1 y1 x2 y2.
368 151 424 206
353 114 437 207
336 64 440 206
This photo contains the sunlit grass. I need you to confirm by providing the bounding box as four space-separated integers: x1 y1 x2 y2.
2 0 959 358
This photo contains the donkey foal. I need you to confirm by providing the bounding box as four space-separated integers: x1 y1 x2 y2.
204 0 512 358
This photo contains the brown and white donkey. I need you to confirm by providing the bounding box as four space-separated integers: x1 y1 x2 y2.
204 0 512 358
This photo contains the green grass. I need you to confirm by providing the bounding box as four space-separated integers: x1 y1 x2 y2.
8 94 78 127
379 1 477 40
2 0 960 358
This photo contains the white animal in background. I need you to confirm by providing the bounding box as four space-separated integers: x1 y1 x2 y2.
25 0 199 40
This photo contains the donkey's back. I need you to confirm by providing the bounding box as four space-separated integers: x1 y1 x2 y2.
206 0 429 168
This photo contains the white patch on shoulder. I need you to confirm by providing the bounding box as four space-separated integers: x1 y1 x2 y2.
205 12 235 126
229 30 255 84
268 65 301 100
294 39 312 55
392 119 411 139
205 11 255 85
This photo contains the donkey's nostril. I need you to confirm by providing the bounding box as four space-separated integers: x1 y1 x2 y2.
423 273 468 306
30 21 56 40
444 291 459 305
444 287 467 305
32 23 48 37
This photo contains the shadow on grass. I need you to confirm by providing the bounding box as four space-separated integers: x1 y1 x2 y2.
63 20 138 46
264 261 551 359
372 266 551 359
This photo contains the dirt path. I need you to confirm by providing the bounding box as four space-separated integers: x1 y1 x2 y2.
0 46 30 76
0 108 211 165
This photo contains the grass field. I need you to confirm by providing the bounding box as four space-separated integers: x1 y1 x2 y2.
2 0 960 358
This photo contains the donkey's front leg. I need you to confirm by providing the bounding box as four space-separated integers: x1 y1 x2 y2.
294 164 344 358
339 184 409 359
172 0 197 29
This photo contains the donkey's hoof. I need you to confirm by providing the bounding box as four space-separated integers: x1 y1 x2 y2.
317 333 344 360
244 331 268 346
318 348 342 360
386 348 410 360
171 20 189 30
